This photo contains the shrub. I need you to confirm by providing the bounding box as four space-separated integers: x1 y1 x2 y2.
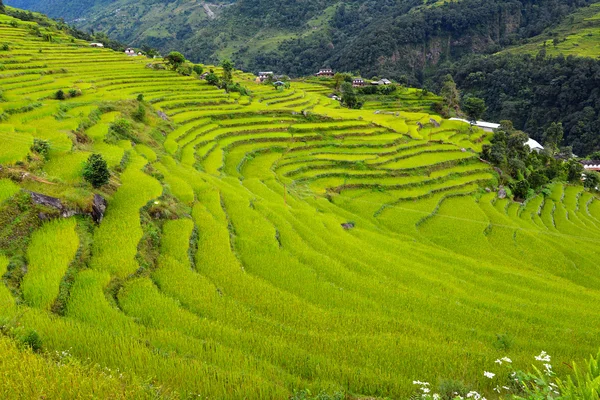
192 65 204 75
205 71 220 86
137 93 144 102
176 64 193 76
584 171 599 190
107 118 136 142
22 330 42 352
133 103 146 122
31 139 50 160
68 88 82 98
1 43 9 51
55 89 65 100
83 154 110 188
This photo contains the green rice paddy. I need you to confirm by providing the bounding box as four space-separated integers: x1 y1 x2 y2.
1 12 600 399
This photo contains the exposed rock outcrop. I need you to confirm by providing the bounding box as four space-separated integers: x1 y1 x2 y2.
92 194 107 224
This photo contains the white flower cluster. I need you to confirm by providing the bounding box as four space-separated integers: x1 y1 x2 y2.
412 380 441 399
465 390 486 400
535 350 551 362
494 357 512 365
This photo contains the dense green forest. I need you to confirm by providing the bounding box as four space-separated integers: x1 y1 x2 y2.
430 53 600 156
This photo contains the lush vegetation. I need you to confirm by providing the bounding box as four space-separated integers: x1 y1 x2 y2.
431 52 600 156
0 10 600 400
9 0 600 156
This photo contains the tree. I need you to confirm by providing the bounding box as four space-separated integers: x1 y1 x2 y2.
333 72 352 90
164 51 185 70
584 171 600 190
205 70 220 86
565 159 584 183
340 82 362 109
193 65 204 75
83 154 110 188
462 96 486 124
55 90 65 100
0 0 5 14
440 74 460 115
221 59 234 84
543 122 564 155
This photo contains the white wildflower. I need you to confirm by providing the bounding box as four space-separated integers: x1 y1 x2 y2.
502 386 510 390
493 386 501 393
433 394 441 400
483 371 495 379
535 351 551 362
501 357 512 363
495 359 503 365
421 388 430 394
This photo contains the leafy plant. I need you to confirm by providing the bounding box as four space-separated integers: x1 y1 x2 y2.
82 154 110 188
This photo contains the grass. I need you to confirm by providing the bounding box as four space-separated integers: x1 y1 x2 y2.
0 11 599 400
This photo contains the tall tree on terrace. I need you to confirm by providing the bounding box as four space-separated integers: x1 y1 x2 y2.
440 74 460 115
221 59 234 85
462 96 487 126
164 51 185 70
542 122 564 156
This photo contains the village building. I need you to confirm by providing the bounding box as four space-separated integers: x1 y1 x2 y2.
372 78 392 85
449 118 500 133
316 68 334 78
257 71 274 83
352 79 365 87
580 160 600 172
90 43 104 48
125 48 137 56
525 138 544 153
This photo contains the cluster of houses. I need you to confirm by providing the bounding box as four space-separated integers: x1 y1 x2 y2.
125 48 143 57
89 43 144 57
581 160 600 172
256 72 286 86
314 69 393 87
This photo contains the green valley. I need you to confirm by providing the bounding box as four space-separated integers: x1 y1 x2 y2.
1 7 600 400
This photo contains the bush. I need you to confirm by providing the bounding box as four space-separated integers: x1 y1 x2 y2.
584 171 599 190
83 154 110 188
137 93 144 102
205 71 220 86
55 89 65 100
1 43 9 51
107 118 136 142
68 88 82 98
192 65 204 75
22 330 42 352
31 139 50 160
176 64 193 76
133 103 146 122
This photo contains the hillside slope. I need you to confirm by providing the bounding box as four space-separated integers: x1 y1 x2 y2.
504 2 600 57
7 0 597 78
1 10 600 400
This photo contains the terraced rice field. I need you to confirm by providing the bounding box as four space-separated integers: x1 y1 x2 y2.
1 13 600 399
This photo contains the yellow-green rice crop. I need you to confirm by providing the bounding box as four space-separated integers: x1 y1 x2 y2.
21 218 79 310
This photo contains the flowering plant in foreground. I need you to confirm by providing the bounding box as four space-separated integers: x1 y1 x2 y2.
411 349 600 399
